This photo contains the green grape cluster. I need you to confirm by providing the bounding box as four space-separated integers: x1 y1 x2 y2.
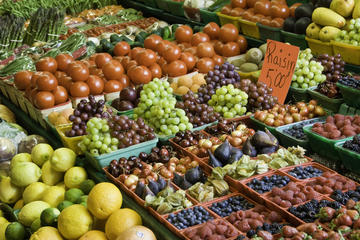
79 117 119 156
291 48 326 89
207 84 248 119
133 78 193 136
336 19 360 46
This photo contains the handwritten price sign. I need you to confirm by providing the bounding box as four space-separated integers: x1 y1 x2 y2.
258 40 300 104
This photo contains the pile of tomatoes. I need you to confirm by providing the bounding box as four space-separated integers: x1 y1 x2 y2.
221 0 293 28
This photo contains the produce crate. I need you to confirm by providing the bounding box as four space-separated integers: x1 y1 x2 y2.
307 87 343 113
286 0 308 6
338 103 360 115
249 115 278 136
216 12 240 31
280 31 307 50
287 86 310 103
303 124 352 161
192 121 218 132
257 23 282 42
166 0 184 17
85 137 158 171
0 80 9 98
305 37 334 56
105 101 134 117
143 0 158 8
332 40 360 65
56 125 84 155
275 117 325 149
17 92 28 115
155 0 170 11
6 85 19 107
238 18 260 39
335 140 360 175
199 9 220 25
337 82 360 109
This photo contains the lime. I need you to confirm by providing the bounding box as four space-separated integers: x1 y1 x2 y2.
41 161 63 186
18 201 50 226
64 167 87 189
31 144 54 167
40 208 60 227
80 179 95 195
5 222 26 240
30 218 41 233
64 188 84 203
57 201 73 212
76 195 88 204
23 182 49 204
50 148 76 172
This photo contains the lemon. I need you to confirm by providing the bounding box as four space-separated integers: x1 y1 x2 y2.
105 208 142 240
30 226 63 240
10 153 31 169
40 208 60 227
80 179 95 194
79 230 107 240
0 222 9 240
18 201 50 226
30 218 41 233
14 199 24 210
88 182 122 220
57 200 73 212
65 188 84 203
0 176 22 204
5 222 26 240
0 217 8 226
23 182 49 204
10 162 42 187
56 181 66 189
64 167 87 189
31 144 54 167
41 186 65 207
41 161 64 186
50 148 76 172
58 204 93 240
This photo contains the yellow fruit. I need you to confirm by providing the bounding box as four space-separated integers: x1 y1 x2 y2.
56 181 66 189
0 217 8 226
58 204 93 240
19 201 50 226
105 208 142 240
0 176 22 204
41 161 63 186
13 199 24 210
88 183 122 220
192 73 205 85
190 84 200 93
54 116 69 126
30 226 63 240
23 182 49 204
31 144 54 167
115 226 156 240
312 7 346 28
170 82 178 91
79 230 107 240
10 153 31 169
177 76 193 88
0 222 10 240
64 167 87 189
50 148 76 172
175 86 189 95
42 186 65 207
47 112 60 125
60 108 73 120
10 162 42 187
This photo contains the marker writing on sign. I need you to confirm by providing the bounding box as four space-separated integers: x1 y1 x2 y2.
264 41 297 88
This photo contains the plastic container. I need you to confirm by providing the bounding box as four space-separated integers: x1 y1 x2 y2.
143 0 158 8
249 115 278 136
192 121 218 132
257 23 282 42
307 86 343 113
303 124 352 161
339 103 360 115
286 0 308 6
287 86 309 102
275 117 325 149
281 31 308 50
200 9 220 25
337 82 360 109
335 139 360 175
166 0 185 17
217 12 240 31
85 137 158 171
332 40 360 65
155 0 170 11
305 37 334 56
56 125 85 155
238 19 260 39
105 101 134 117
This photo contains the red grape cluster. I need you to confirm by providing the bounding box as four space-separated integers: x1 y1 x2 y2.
109 156 143 177
108 115 156 149
138 145 174 164
172 130 210 148
316 54 345 82
67 95 111 137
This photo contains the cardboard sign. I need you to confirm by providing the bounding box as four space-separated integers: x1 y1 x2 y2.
258 40 300 104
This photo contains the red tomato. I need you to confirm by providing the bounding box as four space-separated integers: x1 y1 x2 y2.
232 0 247 8
95 53 112 68
214 41 224 55
102 60 125 80
36 72 58 91
129 47 143 60
149 63 162 79
68 62 89 82
183 47 197 56
230 8 245 16
221 4 232 14
167 60 187 77
222 42 240 57
203 22 220 40
118 74 130 88
156 40 173 56
104 80 123 93
242 9 255 20
260 17 271 26
128 66 152 85
114 41 131 56
82 60 95 68
126 60 138 72
52 86 68 105
197 42 215 58
213 55 225 65
175 25 193 43
55 54 74 71
191 32 210 46
251 13 265 22
70 82 90 97
220 24 239 43
121 56 132 69
163 45 181 62
59 76 72 91
144 34 163 50
247 0 257 8
196 58 215 73
30 88 39 103
270 17 285 28
289 3 302 17
270 3 290 18
237 36 248 53
254 0 271 16
36 57 58 73
35 91 55 109
86 75 104 95
14 71 33 90
136 49 157 67
180 52 196 71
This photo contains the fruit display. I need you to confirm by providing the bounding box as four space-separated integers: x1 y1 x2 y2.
305 172 357 194
283 3 314 35
291 48 326 89
242 129 279 157
338 75 360 89
170 73 206 95
316 53 345 82
253 100 326 127
330 187 360 205
110 86 140 112
246 174 291 194
209 196 255 217
257 146 308 169
335 18 360 45
229 45 266 73
183 219 238 240
311 114 360 139
47 109 74 126
343 135 360 153
283 118 320 140
287 165 324 179
167 206 214 229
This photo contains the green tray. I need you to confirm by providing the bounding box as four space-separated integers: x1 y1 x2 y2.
199 9 220 25
166 0 184 17
335 139 360 175
257 23 282 42
339 103 360 115
337 82 360 109
143 0 158 8
280 31 308 50
249 116 278 136
303 124 351 161
275 117 325 149
307 87 343 113
155 0 170 12
244 35 266 48
192 121 218 132
85 138 158 171
106 101 134 117
287 86 310 103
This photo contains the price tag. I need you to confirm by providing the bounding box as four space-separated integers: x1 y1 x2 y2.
258 40 300 104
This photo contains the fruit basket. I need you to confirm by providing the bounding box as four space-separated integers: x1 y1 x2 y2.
56 124 84 155
280 31 307 50
166 0 185 17
307 86 344 113
216 12 240 31
336 82 360 109
238 18 260 39
332 40 360 65
85 137 158 171
335 139 360 175
199 9 220 25
257 23 282 42
287 86 310 102
339 103 360 115
305 37 334 56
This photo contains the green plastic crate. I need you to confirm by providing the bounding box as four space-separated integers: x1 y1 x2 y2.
335 139 360 175
166 0 184 16
155 0 170 11
286 0 308 7
143 0 158 8
280 31 308 50
303 124 351 161
257 23 282 42
307 87 344 113
339 103 360 115
192 121 218 132
337 82 360 109
287 86 310 103
106 101 134 117
200 9 220 25
85 138 158 171
249 116 278 136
